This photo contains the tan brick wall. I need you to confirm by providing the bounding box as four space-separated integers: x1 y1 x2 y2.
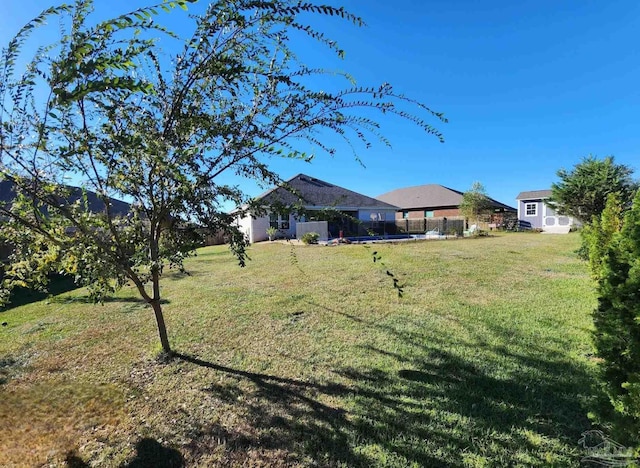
434 208 462 217
394 210 428 220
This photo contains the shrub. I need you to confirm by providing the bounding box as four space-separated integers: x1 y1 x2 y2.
582 193 623 280
266 226 278 240
593 190 640 446
301 232 319 244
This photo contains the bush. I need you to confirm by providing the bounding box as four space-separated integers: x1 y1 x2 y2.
582 193 623 280
266 226 278 240
593 190 640 446
301 232 319 244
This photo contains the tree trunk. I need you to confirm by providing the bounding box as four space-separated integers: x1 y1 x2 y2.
150 258 171 354
147 222 172 355
151 298 172 355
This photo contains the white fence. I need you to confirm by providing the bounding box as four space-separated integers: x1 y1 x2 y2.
296 221 329 241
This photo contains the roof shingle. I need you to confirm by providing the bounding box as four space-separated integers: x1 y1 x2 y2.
257 174 398 209
516 190 552 200
377 184 515 211
377 184 463 209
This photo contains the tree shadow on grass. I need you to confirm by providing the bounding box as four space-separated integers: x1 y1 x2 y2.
49 296 170 305
341 346 589 465
173 310 600 468
124 438 185 468
174 352 370 466
164 270 198 281
0 274 79 311
0 276 170 311
65 438 184 468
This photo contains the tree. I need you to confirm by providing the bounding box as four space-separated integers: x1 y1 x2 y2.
0 0 446 355
549 155 638 224
459 182 492 228
593 190 640 446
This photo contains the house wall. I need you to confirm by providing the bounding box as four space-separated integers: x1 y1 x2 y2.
239 208 398 243
403 210 424 220
434 208 462 217
236 214 255 243
253 215 273 242
284 214 297 238
240 212 303 243
236 214 272 243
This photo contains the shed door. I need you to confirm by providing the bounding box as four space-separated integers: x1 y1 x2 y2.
543 205 571 227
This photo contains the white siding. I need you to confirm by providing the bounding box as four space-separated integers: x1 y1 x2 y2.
252 215 271 243
236 214 271 243
236 214 254 243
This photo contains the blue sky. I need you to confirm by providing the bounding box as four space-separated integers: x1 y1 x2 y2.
2 0 639 207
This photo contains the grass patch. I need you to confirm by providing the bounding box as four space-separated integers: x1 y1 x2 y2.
0 233 599 466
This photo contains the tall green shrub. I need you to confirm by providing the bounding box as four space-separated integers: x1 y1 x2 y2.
583 193 624 281
593 190 640 445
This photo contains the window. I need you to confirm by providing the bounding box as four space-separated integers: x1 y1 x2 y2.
424 210 434 218
269 212 289 230
402 211 409 219
269 213 278 229
525 203 537 216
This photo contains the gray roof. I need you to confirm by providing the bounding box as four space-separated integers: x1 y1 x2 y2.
257 174 399 210
516 189 552 200
377 184 464 209
0 179 132 217
377 184 515 212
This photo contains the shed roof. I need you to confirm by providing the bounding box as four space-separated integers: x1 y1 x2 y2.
516 189 552 200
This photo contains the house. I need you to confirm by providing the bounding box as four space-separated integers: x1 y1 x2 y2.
0 179 134 260
0 179 132 217
236 174 399 243
516 189 578 233
377 184 515 220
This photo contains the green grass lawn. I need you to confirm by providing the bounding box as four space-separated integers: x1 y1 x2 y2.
0 233 599 467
